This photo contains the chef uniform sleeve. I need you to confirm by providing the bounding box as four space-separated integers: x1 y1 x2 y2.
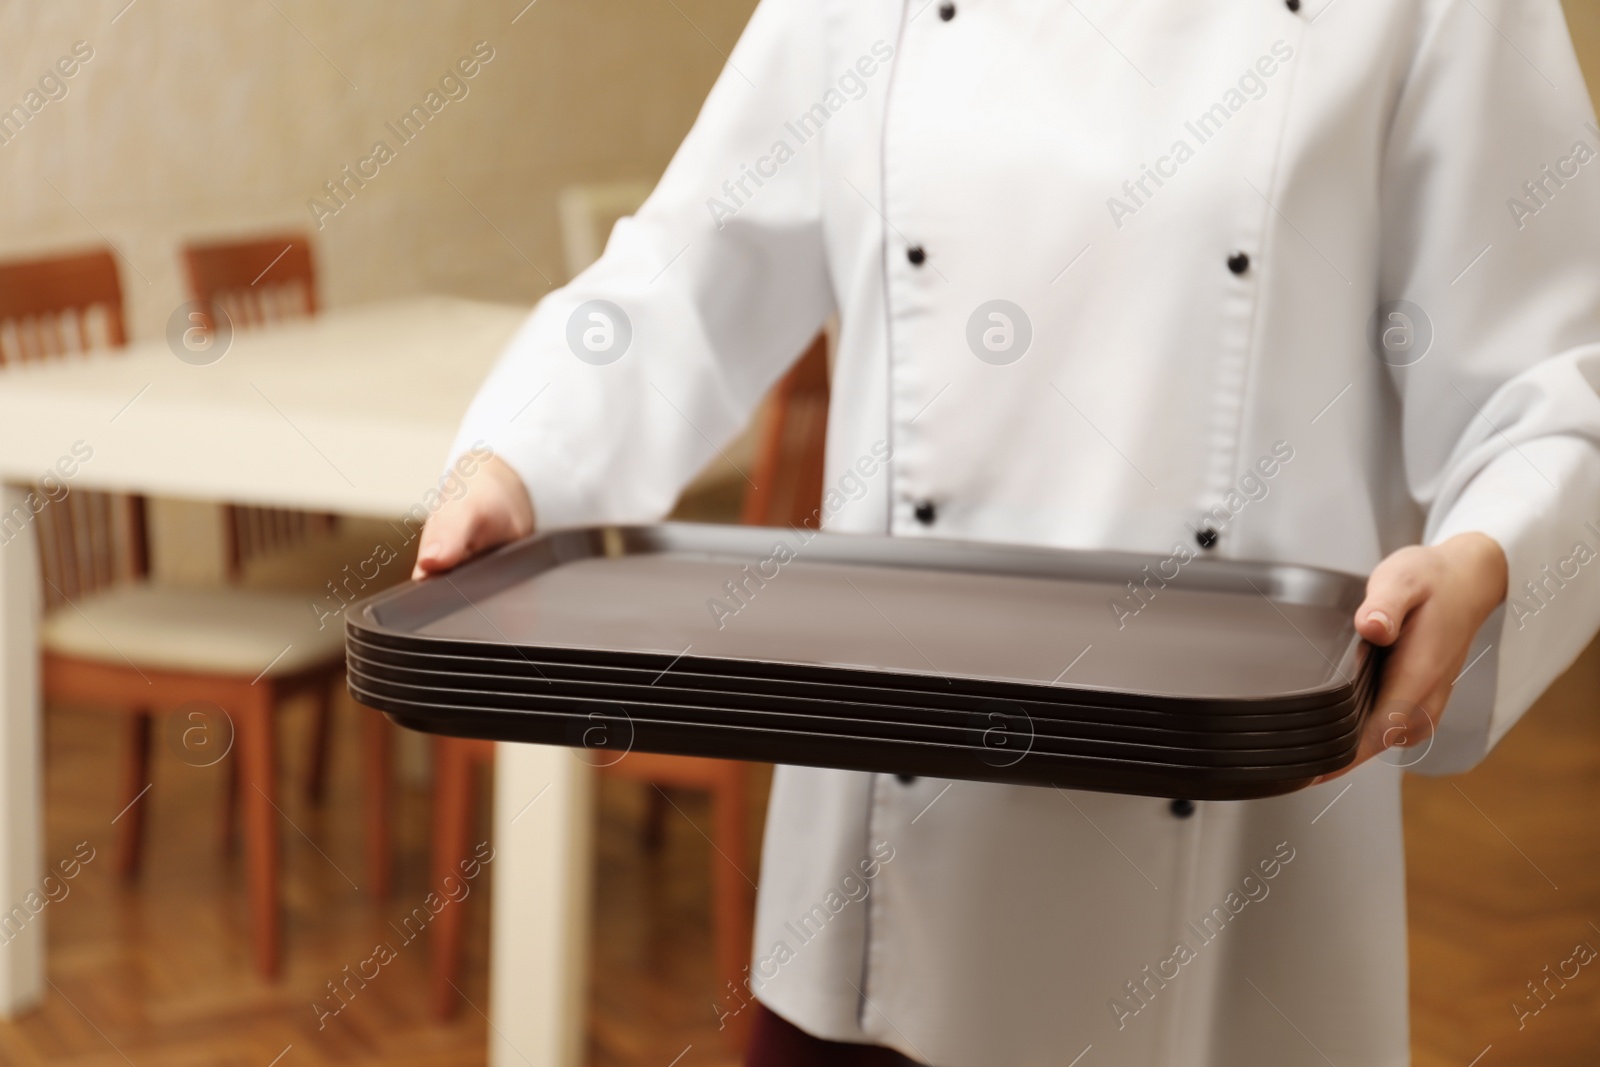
1380 0 1600 772
446 0 833 527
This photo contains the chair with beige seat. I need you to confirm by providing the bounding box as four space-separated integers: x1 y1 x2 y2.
0 246 347 977
181 233 419 806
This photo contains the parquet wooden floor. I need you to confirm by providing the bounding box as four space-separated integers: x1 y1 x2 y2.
0 689 766 1067
1406 637 1600 1066
0 638 1594 1066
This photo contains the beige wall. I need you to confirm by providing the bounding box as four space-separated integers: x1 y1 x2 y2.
4 1 1596 342
0 0 759 340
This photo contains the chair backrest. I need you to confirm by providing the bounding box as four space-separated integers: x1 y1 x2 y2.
183 234 333 573
32 490 149 610
0 248 126 363
0 249 147 605
182 234 317 333
741 334 830 529
222 503 335 575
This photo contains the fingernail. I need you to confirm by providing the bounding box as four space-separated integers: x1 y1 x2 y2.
1366 610 1393 637
419 544 441 561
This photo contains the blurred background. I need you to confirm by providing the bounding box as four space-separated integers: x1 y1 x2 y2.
0 1 1598 1065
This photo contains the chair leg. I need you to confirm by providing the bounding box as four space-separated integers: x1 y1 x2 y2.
221 749 239 852
304 677 335 805
114 713 153 881
709 762 754 1049
236 686 282 978
360 705 395 898
643 786 669 850
429 736 477 1019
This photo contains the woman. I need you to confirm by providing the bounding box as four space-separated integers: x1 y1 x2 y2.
416 1 1600 1063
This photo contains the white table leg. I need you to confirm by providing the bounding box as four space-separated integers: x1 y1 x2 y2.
489 741 594 1067
0 484 43 1014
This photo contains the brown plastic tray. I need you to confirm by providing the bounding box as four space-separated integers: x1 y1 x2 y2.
346 524 1380 799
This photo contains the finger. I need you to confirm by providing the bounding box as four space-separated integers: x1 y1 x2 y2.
412 536 455 579
1372 601 1461 709
1354 550 1432 646
412 508 478 579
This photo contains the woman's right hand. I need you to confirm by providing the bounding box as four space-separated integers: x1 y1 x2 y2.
411 454 536 579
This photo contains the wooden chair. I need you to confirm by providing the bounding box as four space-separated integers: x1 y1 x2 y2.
181 234 335 572
0 249 126 358
181 234 318 332
383 334 830 1027
741 334 830 529
421 734 491 1013
182 234 361 804
1 247 348 977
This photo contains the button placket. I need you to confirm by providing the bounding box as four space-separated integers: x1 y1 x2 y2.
1204 13 1305 530
880 12 951 538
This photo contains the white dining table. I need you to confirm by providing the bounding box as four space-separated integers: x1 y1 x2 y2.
0 296 592 1067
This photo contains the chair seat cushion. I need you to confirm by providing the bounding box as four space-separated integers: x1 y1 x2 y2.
42 582 346 679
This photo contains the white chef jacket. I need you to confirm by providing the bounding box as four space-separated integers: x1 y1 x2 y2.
449 0 1600 1063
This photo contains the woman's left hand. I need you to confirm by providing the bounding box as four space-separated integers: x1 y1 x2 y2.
1313 532 1508 783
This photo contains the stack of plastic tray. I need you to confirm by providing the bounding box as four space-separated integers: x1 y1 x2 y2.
346 524 1380 800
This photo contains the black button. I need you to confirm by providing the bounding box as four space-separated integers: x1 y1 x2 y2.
896 774 918 785
1195 527 1218 550
1170 799 1196 818
1286 0 1301 10
939 2 956 19
907 245 927 266
913 500 937 525
1227 252 1251 275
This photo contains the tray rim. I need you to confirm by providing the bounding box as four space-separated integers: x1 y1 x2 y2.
349 627 1373 717
345 634 1370 734
346 647 1368 746
346 664 1365 767
350 681 1358 782
374 707 1331 799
